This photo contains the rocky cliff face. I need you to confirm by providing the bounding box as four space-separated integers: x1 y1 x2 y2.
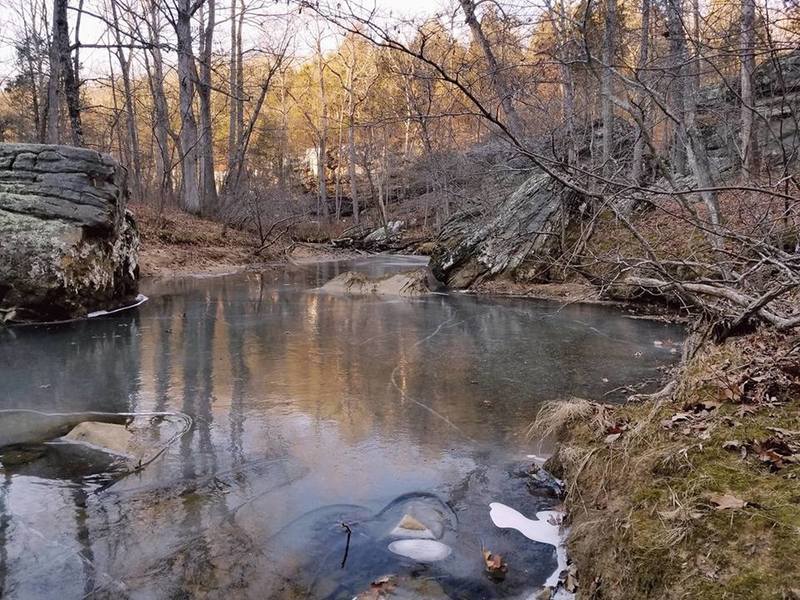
430 173 583 288
431 51 800 290
0 144 139 322
698 51 800 174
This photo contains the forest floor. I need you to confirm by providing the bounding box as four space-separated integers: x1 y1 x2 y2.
131 204 361 277
538 328 800 599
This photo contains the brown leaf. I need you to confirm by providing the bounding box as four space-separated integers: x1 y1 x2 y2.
355 575 397 599
751 436 798 470
707 493 747 510
483 549 508 580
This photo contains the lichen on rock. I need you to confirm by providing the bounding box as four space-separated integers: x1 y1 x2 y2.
0 143 139 322
429 173 583 288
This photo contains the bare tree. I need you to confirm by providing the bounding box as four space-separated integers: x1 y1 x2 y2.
458 0 525 143
631 0 651 184
50 0 83 145
197 0 218 215
600 0 617 175
172 0 203 214
144 0 175 204
108 0 143 200
315 33 330 221
740 0 760 175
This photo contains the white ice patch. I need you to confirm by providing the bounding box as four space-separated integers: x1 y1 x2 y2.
88 294 149 318
387 539 452 562
489 502 567 588
526 453 548 465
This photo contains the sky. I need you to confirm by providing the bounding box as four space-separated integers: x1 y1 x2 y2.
0 0 453 82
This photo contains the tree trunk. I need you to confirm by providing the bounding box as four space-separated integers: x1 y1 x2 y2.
227 0 237 178
740 0 760 175
110 0 142 201
317 43 329 221
346 63 359 224
631 0 651 184
145 0 174 204
52 0 83 146
175 0 201 214
198 0 218 215
235 0 244 149
665 0 723 247
45 0 62 144
458 0 525 143
279 72 289 191
226 60 284 200
601 0 617 174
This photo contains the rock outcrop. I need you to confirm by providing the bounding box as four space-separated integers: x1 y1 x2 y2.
430 173 583 288
430 51 800 290
698 50 800 174
0 143 139 321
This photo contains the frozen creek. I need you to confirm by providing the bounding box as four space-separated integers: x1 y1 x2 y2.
0 256 683 599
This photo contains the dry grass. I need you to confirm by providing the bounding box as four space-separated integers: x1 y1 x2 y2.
531 398 602 441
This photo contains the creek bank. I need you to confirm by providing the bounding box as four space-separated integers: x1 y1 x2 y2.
0 143 139 322
538 328 800 599
133 203 363 278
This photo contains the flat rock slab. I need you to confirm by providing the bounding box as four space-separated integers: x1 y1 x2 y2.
320 269 437 297
64 421 135 458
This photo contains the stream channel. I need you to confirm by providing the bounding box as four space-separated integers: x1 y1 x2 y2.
0 256 683 599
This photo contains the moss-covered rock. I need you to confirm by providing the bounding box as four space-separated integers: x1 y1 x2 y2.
0 144 139 321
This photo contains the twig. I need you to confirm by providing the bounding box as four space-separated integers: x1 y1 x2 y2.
340 522 352 569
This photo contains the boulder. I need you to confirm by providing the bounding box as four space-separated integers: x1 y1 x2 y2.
0 409 129 448
430 173 583 288
363 220 404 243
0 143 139 321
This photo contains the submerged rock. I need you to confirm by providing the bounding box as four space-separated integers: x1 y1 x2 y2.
0 409 129 448
0 143 139 322
353 574 452 599
387 539 452 562
63 421 134 458
321 269 438 297
390 514 436 539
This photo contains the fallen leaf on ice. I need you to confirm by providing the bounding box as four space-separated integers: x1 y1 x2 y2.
483 549 507 580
